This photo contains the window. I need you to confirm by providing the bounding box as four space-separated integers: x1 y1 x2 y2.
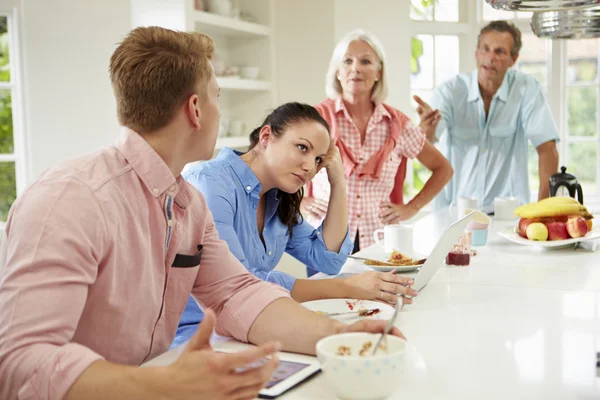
0 13 23 222
407 1 460 197
565 38 599 196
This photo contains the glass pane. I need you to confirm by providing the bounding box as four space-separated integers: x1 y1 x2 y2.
412 159 433 197
410 0 434 21
435 0 459 22
0 89 13 153
518 33 549 86
567 142 597 196
567 38 599 84
482 1 515 21
567 86 597 137
527 142 540 196
0 16 9 82
410 35 434 90
0 161 16 222
435 36 459 86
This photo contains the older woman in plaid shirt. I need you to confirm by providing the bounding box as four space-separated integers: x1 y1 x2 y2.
304 29 453 256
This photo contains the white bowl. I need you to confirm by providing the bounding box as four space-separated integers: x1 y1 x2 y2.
240 66 260 80
316 332 406 400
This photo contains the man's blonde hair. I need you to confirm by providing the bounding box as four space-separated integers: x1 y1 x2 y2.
110 26 214 133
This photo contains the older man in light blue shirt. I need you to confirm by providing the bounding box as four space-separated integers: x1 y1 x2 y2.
416 21 559 212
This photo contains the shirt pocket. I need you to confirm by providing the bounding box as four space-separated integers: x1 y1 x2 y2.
489 126 515 139
449 128 478 141
164 266 199 314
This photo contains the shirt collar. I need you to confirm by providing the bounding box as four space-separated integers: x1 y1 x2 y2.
217 147 262 194
335 97 390 123
115 127 191 208
468 68 511 103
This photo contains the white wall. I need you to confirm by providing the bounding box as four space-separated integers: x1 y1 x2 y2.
17 0 130 181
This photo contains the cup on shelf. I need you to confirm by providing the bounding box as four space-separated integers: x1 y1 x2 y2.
229 120 245 137
205 0 232 17
240 66 260 80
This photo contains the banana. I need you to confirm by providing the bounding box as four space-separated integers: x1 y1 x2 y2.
536 196 581 206
514 202 588 219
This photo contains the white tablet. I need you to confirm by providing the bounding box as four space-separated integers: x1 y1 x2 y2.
217 349 321 399
412 211 473 292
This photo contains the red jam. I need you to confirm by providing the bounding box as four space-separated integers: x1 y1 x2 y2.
446 251 470 266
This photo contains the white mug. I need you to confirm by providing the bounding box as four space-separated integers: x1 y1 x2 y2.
451 196 478 219
494 197 519 221
373 224 413 254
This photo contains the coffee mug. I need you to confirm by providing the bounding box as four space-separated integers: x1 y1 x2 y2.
494 197 519 221
450 196 478 219
373 224 413 254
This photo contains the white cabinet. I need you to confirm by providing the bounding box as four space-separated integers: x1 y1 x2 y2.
130 0 275 153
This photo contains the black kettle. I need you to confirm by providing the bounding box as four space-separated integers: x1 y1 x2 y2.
549 166 584 204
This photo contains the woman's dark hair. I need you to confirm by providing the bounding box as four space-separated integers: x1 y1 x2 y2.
248 102 330 237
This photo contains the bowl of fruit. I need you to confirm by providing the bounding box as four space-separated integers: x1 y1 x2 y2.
497 197 598 248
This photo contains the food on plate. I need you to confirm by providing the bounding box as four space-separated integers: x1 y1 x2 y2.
526 222 549 241
514 197 593 219
566 216 589 238
515 198 594 241
364 251 426 267
545 221 569 241
358 308 380 316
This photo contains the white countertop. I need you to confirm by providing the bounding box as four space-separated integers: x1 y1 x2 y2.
144 207 600 399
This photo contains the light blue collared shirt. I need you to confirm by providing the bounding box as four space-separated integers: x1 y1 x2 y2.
430 69 559 212
171 148 353 348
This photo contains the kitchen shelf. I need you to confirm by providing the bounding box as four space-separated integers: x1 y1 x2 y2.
217 77 272 91
190 10 271 38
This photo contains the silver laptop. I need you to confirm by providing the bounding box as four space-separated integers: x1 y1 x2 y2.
411 211 474 292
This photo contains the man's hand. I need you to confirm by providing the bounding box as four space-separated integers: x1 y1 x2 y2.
414 95 441 142
339 319 406 341
165 309 281 400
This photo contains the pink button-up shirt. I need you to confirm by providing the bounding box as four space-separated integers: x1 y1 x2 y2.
0 128 289 400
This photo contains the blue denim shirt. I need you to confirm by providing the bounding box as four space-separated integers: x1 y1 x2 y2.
430 69 560 212
172 148 352 348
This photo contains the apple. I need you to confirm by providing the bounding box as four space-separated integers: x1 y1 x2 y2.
545 221 569 241
518 218 540 238
526 222 549 241
586 219 593 231
566 216 589 238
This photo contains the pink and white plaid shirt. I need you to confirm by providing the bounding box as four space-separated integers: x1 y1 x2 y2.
309 98 425 250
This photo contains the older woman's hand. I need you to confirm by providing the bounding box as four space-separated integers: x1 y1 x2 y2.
378 201 418 225
343 271 418 305
301 197 329 220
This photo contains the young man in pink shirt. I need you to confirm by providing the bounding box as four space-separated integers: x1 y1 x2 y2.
0 27 403 400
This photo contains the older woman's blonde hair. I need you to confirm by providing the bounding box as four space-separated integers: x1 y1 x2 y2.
325 29 388 103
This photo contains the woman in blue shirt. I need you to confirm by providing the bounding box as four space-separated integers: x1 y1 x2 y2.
174 103 417 346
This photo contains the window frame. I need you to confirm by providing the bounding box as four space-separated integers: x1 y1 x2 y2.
0 7 27 223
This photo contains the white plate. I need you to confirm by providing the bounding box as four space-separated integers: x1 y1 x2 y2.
351 252 426 273
301 299 394 324
497 226 600 249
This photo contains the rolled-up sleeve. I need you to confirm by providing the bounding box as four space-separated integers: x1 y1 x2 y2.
0 179 106 400
189 190 290 342
285 220 352 276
